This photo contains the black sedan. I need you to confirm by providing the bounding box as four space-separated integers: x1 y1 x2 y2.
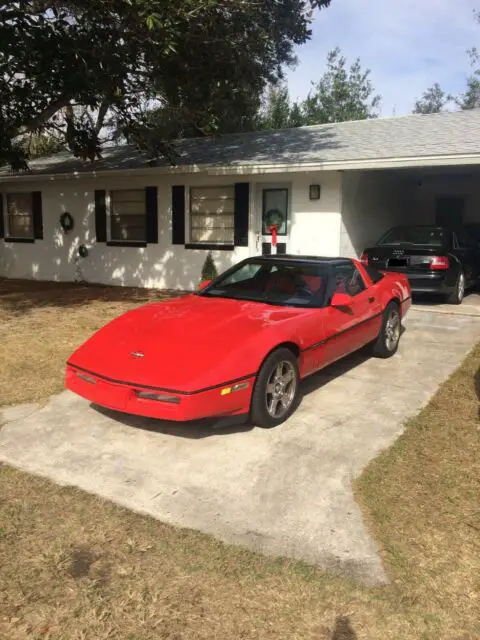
360 225 480 304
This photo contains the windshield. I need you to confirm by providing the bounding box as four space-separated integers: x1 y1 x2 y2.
199 260 329 308
377 226 446 247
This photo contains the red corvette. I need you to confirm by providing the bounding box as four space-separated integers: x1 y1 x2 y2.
66 256 411 428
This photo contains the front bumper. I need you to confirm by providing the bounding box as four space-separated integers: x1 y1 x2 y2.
65 364 254 422
382 269 452 294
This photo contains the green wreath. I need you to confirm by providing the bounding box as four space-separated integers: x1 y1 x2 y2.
264 208 285 233
60 212 74 233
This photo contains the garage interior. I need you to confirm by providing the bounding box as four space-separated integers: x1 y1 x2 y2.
340 166 480 258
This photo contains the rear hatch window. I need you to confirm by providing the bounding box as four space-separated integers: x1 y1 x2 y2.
377 226 446 247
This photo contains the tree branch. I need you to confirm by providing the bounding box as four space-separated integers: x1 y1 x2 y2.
95 100 110 134
13 96 70 136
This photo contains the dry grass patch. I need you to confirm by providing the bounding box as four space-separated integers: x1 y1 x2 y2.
356 341 480 639
0 279 479 639
0 279 177 407
0 463 449 640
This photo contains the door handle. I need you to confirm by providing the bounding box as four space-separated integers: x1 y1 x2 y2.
368 296 375 303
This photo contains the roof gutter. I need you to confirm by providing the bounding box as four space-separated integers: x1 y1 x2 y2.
1 153 480 183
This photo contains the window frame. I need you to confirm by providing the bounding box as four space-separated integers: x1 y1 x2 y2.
2 192 36 243
329 263 367 300
106 188 147 247
364 265 384 285
185 184 235 250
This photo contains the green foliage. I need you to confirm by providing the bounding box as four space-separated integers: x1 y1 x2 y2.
201 253 218 282
433 13 480 113
302 48 381 125
413 83 450 114
456 48 480 110
0 0 331 169
254 48 381 132
256 84 304 131
17 133 64 160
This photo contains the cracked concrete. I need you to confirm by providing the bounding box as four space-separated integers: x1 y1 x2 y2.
0 403 39 428
0 305 479 586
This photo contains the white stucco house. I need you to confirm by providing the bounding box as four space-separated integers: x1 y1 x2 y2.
1 110 480 290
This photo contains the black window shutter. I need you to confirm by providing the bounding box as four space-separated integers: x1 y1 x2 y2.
171 185 185 245
0 194 4 239
32 191 43 239
145 186 158 244
95 190 107 242
234 182 249 246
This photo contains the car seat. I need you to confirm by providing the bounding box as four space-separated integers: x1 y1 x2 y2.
265 271 295 295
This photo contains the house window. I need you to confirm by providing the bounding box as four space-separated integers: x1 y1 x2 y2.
190 186 235 245
5 193 34 239
109 189 146 243
262 188 288 235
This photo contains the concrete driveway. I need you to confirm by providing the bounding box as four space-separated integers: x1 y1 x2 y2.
1 304 479 586
413 291 480 316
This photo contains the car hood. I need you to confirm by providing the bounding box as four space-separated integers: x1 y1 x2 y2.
68 294 310 392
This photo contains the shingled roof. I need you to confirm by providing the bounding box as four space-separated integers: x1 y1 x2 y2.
1 109 480 178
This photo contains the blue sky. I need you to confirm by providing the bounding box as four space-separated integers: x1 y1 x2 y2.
286 0 479 116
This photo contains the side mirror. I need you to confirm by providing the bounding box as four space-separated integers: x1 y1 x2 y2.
198 279 212 291
331 292 352 307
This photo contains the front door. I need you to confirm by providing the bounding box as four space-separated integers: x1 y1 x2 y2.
259 187 289 255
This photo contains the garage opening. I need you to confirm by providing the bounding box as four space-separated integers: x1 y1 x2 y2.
340 166 480 258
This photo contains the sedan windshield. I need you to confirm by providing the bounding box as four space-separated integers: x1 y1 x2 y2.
377 226 446 247
199 260 329 308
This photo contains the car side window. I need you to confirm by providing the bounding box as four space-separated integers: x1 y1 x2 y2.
332 265 366 297
454 229 475 249
365 265 384 284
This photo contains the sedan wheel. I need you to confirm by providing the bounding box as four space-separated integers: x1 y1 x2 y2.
447 272 465 305
251 348 300 428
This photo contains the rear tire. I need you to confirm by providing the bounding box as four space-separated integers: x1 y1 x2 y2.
250 348 300 429
371 302 401 359
446 271 465 305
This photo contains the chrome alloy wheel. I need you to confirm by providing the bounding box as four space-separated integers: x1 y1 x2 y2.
265 360 297 419
457 272 465 302
385 309 401 352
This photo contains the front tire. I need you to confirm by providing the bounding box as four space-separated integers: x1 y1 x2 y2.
250 348 300 428
372 302 401 359
446 271 465 305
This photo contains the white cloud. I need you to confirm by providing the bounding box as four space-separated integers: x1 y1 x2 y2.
286 0 479 115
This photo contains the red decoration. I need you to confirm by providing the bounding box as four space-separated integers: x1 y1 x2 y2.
269 224 278 247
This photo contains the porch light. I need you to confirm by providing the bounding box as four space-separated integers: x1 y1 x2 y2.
309 184 321 200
